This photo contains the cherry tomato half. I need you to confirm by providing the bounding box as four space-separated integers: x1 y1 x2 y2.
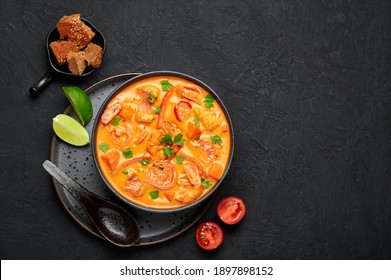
217 196 246 225
196 222 223 250
174 101 192 121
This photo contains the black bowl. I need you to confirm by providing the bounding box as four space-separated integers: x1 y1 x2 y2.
92 71 234 213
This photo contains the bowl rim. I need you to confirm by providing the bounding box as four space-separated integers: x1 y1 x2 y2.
91 70 234 213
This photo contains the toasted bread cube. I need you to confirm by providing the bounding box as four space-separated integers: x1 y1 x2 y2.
56 14 95 48
67 51 87 76
49 40 80 65
56 14 81 39
85 43 103 68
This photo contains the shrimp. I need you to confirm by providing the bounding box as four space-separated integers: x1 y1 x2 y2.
173 184 203 203
183 162 201 187
101 98 121 125
110 123 132 146
196 138 219 163
169 164 203 203
133 125 148 144
181 85 203 104
146 132 164 156
124 170 144 197
161 121 182 136
146 160 176 190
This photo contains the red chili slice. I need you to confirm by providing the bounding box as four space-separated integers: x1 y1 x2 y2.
174 100 192 122
157 85 183 128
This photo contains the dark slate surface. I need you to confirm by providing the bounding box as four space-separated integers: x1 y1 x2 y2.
1 0 391 259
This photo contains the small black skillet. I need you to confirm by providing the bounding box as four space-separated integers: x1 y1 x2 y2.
29 18 105 97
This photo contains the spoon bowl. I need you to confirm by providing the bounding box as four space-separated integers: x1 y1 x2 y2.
30 18 106 97
43 160 139 247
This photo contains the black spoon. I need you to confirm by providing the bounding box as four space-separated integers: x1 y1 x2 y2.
30 18 105 97
42 160 140 247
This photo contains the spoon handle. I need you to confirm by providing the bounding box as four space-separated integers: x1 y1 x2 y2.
30 69 55 97
42 160 89 201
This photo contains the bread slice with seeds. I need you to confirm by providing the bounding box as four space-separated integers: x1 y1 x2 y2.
49 40 80 65
56 14 95 48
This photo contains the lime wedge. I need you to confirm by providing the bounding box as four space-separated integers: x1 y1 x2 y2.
63 86 93 126
53 114 90 146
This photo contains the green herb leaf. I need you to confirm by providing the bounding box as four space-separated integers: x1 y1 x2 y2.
148 93 156 104
149 190 159 199
112 117 121 126
161 132 173 145
201 177 212 189
122 170 129 175
163 147 175 159
174 134 185 145
99 143 109 153
203 94 215 108
193 118 200 127
122 148 133 159
140 159 150 166
161 80 174 91
176 155 184 165
194 135 201 141
153 106 161 114
210 135 222 145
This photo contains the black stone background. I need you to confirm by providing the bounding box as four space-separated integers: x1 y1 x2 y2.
1 0 390 259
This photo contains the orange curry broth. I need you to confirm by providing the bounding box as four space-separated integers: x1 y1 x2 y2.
95 76 231 209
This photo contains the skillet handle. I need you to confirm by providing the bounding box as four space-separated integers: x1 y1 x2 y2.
29 69 55 97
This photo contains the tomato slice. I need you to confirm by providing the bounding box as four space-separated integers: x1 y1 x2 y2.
174 101 192 121
196 222 223 250
217 196 246 225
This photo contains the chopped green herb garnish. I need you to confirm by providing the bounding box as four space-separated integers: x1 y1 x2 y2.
148 93 156 104
194 135 201 141
163 147 175 159
122 148 133 159
112 117 121 126
176 155 184 165
203 94 215 108
194 118 200 127
201 177 212 189
210 135 222 145
161 132 173 145
161 80 173 91
140 158 150 166
149 190 159 199
153 106 161 114
122 170 129 175
173 134 185 145
99 143 109 153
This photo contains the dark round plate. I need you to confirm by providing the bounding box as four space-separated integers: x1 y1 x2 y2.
50 73 216 245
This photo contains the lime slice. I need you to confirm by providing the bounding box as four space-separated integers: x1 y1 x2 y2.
63 86 93 126
53 114 90 146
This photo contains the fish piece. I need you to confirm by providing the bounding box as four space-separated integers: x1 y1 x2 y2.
194 107 221 131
